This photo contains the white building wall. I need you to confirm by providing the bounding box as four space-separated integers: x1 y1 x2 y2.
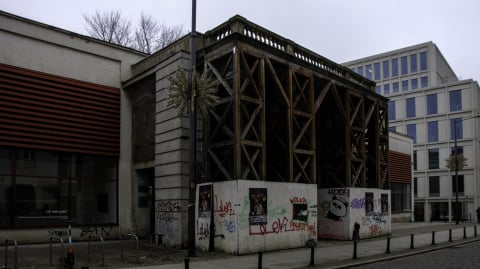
196 180 317 254
343 41 480 223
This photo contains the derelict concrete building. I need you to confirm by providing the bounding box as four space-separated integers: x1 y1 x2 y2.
126 15 390 247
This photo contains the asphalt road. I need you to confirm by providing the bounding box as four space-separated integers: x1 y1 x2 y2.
351 240 480 269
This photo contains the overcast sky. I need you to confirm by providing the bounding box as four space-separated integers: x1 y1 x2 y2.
1 0 479 81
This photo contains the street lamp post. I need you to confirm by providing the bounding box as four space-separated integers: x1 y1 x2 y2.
188 0 197 257
454 118 459 225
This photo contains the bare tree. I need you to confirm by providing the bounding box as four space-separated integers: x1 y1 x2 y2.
133 13 159 54
155 23 185 51
83 10 132 47
84 10 185 54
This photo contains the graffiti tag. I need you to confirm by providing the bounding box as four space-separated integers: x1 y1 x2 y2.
350 198 365 209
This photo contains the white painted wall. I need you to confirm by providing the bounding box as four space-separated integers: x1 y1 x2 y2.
318 188 391 240
196 180 317 254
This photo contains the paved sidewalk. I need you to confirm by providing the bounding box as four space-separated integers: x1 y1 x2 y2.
3 222 480 269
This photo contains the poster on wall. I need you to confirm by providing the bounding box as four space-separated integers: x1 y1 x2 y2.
249 188 267 225
292 203 308 222
198 184 212 218
381 193 389 215
365 192 374 216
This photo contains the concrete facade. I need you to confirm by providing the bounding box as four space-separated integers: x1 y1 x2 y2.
196 180 317 254
317 187 391 240
0 11 147 241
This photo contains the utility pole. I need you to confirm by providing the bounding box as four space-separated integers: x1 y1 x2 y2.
454 118 459 225
188 0 197 257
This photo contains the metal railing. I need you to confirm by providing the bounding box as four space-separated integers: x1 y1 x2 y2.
88 234 104 266
120 233 139 263
48 235 64 265
3 239 18 269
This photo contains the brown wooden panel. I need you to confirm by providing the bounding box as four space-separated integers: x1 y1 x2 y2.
0 63 120 156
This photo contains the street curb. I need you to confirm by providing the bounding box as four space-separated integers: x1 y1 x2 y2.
320 236 480 269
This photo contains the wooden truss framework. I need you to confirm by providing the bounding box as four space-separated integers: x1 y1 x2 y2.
201 17 388 188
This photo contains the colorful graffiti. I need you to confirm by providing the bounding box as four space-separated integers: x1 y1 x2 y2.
79 226 113 238
318 188 390 240
196 182 318 254
216 196 236 218
249 216 316 235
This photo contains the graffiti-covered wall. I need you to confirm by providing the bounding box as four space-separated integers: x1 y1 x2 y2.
317 188 391 240
196 180 317 254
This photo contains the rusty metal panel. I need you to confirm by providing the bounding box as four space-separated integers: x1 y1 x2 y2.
0 63 120 156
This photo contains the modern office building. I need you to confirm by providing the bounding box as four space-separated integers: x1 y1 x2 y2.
344 42 480 222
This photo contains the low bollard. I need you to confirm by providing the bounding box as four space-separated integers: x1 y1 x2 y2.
449 229 452 242
306 239 317 267
184 258 189 269
431 231 435 245
258 252 262 269
410 234 414 249
464 227 467 239
352 222 360 260
475 225 478 237
385 236 391 254
353 241 358 259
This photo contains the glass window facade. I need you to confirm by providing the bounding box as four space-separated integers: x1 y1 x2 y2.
374 62 381 80
428 121 439 142
411 78 418 90
413 151 417 171
451 175 464 196
401 56 408 75
420 51 428 71
451 118 463 140
392 82 399 93
391 58 398 77
421 76 428 88
426 94 437 115
391 182 411 213
428 148 439 169
429 176 440 197
410 54 417 73
451 146 464 155
357 66 363 76
402 80 409 91
0 147 118 227
384 84 390 95
375 86 381 94
406 97 416 118
449 90 462 111
414 177 417 197
388 101 396 120
407 124 416 144
383 60 389 79
366 64 372 80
